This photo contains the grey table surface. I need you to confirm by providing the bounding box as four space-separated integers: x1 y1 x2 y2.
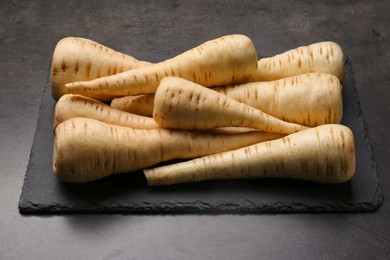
1 1 389 259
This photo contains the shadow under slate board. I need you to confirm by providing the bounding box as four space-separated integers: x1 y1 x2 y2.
18 58 383 214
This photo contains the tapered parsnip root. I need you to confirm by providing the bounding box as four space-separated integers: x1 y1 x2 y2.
53 117 283 183
65 34 258 100
213 73 343 126
51 37 152 101
111 94 155 117
110 73 343 123
254 42 345 82
153 77 308 134
144 124 356 185
53 94 159 130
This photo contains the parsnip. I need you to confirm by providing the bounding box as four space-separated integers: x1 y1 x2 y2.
254 41 345 82
131 73 343 126
111 94 155 117
144 124 355 185
53 94 159 130
51 37 152 101
153 77 308 134
53 117 283 183
64 34 258 100
213 73 343 126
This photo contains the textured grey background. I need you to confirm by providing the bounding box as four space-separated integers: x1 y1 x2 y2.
1 1 389 259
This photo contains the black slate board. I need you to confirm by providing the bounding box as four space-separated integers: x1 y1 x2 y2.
18 59 383 214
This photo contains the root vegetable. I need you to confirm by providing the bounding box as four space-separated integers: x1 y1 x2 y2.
64 34 258 100
153 76 308 134
213 73 343 126
109 73 343 124
111 94 155 117
51 37 152 101
254 41 345 82
53 117 283 183
53 94 159 130
144 124 355 186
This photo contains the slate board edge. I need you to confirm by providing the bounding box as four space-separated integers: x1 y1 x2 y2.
345 58 384 210
18 68 51 214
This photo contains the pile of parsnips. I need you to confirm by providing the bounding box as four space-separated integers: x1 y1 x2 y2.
51 34 355 185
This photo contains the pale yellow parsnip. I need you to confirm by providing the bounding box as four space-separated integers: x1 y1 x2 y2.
213 73 343 126
254 41 345 82
65 34 258 100
53 117 283 183
53 94 159 130
112 73 343 125
51 37 152 101
153 77 308 134
144 124 356 185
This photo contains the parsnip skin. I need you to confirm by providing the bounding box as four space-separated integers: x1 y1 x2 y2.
254 42 345 82
110 73 343 124
213 73 343 127
53 94 159 130
144 124 356 186
53 117 283 183
153 77 308 134
51 37 152 101
111 94 155 117
65 34 259 99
